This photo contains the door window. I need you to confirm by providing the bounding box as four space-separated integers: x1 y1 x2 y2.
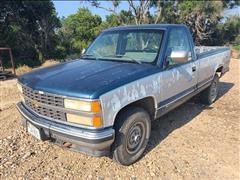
166 28 192 65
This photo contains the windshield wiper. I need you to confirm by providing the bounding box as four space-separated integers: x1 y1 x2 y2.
106 54 142 64
81 54 99 60
82 54 142 64
117 55 142 64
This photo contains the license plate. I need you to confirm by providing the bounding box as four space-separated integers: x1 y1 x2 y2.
27 122 41 140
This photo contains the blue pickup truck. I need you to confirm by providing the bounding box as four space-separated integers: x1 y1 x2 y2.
17 24 231 165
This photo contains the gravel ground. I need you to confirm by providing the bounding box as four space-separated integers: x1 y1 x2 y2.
0 59 239 179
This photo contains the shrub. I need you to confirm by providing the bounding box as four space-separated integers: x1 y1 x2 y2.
233 45 240 52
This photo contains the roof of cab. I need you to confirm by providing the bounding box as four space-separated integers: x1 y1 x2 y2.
103 24 187 32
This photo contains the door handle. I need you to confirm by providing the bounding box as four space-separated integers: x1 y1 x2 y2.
192 66 196 72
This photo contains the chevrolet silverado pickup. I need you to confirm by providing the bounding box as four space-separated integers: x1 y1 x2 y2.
17 24 231 165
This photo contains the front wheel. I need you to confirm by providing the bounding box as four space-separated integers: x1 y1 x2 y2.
200 74 219 105
111 107 151 166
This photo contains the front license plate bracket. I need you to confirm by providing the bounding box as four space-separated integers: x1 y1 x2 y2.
27 122 42 140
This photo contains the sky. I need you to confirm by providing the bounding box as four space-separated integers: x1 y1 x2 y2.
53 1 129 19
53 1 240 20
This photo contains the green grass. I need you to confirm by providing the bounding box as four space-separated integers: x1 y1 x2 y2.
233 45 240 52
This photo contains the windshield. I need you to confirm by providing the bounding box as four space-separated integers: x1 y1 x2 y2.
83 29 164 64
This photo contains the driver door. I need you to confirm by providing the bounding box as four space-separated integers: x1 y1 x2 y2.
159 28 197 111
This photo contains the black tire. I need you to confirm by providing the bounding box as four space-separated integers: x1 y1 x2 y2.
111 107 151 166
200 74 219 105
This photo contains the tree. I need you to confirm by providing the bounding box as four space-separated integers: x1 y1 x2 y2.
23 1 61 61
216 15 240 45
176 1 223 45
127 0 152 24
0 0 61 65
89 0 174 24
90 0 239 46
0 1 38 65
103 10 135 28
58 8 102 56
89 0 120 16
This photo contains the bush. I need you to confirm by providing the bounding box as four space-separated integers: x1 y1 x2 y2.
233 45 240 52
217 16 240 45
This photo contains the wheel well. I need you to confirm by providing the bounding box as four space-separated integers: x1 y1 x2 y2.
216 66 223 76
113 97 156 126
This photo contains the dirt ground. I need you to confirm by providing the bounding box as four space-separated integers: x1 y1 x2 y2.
0 59 239 179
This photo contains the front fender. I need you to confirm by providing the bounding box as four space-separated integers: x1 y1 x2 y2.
99 74 161 127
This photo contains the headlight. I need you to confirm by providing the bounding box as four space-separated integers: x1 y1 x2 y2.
17 82 23 93
64 99 101 112
66 113 102 128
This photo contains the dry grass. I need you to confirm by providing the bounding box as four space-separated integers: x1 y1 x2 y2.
15 65 32 76
41 59 59 67
15 59 59 76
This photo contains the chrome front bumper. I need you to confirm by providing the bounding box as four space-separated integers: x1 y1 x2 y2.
16 102 115 156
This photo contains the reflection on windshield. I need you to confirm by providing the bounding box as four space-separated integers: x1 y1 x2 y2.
82 29 163 64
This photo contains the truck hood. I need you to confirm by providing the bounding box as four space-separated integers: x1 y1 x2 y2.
18 59 159 99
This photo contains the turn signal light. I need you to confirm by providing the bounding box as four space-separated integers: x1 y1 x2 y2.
66 113 102 128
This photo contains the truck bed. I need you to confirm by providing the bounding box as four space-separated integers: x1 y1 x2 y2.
195 46 229 55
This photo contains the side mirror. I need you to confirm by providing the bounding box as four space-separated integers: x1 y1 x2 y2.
81 48 86 54
170 50 188 64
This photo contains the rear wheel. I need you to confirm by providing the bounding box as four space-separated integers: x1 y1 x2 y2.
200 74 219 105
112 107 151 166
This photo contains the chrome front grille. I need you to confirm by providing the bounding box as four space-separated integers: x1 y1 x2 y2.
22 86 64 107
22 85 66 121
